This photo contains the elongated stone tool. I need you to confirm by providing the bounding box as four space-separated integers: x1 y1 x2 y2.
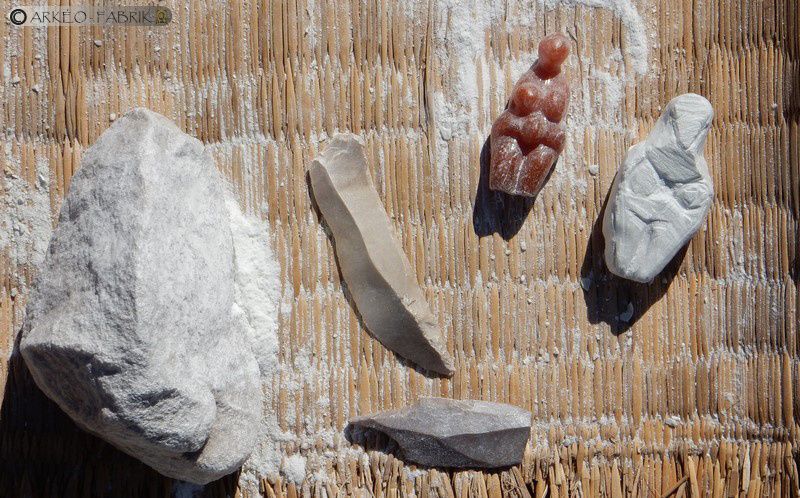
308 135 454 376
349 398 531 468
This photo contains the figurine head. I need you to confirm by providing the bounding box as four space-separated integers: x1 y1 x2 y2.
535 34 569 78
645 93 714 185
665 93 714 153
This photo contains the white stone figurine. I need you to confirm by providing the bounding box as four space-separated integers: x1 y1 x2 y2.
603 94 714 283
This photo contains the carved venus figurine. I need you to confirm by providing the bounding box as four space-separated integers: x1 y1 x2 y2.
490 33 570 197
603 93 715 283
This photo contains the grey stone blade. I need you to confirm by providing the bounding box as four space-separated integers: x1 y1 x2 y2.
308 135 454 376
349 398 531 468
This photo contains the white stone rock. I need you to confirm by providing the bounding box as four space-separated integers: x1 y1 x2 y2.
20 108 262 484
603 94 714 283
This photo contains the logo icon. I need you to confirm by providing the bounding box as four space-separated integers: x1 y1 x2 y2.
9 8 26 25
154 7 171 25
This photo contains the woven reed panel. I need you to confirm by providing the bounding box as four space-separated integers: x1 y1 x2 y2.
1 0 799 496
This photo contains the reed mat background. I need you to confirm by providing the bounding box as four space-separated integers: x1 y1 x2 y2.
1 0 799 496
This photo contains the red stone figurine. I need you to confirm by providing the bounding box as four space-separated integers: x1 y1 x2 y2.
490 33 570 197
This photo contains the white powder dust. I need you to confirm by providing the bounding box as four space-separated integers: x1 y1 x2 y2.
430 0 503 182
432 0 503 142
540 0 649 75
0 150 53 275
227 196 281 377
281 454 308 484
225 195 292 490
1 150 54 356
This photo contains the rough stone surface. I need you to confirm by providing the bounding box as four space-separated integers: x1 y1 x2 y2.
490 33 570 197
603 93 714 282
309 135 454 376
349 398 531 469
20 108 262 484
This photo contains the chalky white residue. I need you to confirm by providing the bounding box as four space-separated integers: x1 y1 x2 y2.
1 152 53 357
432 0 503 142
226 195 294 489
0 151 53 274
228 196 281 377
431 0 503 183
281 454 308 484
540 0 649 75
296 0 319 55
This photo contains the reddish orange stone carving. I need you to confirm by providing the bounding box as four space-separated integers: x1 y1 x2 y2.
490 34 570 197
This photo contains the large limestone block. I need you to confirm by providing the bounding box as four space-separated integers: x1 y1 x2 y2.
20 108 261 484
603 94 714 283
